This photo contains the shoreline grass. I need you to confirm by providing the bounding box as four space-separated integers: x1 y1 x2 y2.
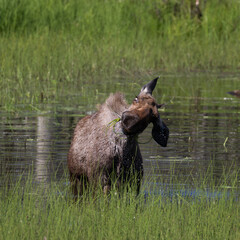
1 0 240 108
0 170 239 240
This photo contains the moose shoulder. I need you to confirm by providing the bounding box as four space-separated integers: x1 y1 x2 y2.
67 77 169 196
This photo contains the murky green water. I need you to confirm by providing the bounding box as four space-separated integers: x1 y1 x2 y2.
1 74 240 193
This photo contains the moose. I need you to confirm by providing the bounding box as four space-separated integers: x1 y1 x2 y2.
67 77 169 196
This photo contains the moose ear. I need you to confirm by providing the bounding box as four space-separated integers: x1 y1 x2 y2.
140 77 159 95
152 116 169 147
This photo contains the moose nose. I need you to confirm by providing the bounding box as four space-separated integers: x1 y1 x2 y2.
122 111 133 128
121 111 139 134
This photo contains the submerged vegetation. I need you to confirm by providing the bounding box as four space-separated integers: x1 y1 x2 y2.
0 0 240 107
0 170 239 240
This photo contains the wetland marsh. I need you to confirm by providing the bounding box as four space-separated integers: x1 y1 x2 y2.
0 0 240 239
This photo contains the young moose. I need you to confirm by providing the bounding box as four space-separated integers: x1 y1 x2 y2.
68 77 169 196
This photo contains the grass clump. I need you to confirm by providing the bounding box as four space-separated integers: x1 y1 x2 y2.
0 170 239 240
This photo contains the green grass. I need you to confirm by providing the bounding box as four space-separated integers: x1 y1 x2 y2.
0 170 239 240
1 0 240 108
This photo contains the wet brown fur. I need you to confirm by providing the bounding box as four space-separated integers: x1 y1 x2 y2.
68 87 166 196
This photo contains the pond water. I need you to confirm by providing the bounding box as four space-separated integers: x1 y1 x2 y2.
1 74 240 195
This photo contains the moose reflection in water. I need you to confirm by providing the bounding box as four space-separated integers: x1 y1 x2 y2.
67 77 169 196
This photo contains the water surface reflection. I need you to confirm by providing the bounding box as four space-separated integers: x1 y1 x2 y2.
1 77 240 193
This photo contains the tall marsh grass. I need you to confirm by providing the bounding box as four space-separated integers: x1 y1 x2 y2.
0 0 240 107
0 169 239 240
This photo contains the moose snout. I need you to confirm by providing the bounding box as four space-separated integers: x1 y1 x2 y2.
121 111 148 135
121 111 139 134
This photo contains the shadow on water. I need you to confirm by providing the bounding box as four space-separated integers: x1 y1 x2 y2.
0 74 240 199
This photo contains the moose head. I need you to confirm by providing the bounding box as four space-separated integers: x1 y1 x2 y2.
121 77 169 147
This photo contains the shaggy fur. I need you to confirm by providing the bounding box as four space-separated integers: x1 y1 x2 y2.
68 78 169 196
